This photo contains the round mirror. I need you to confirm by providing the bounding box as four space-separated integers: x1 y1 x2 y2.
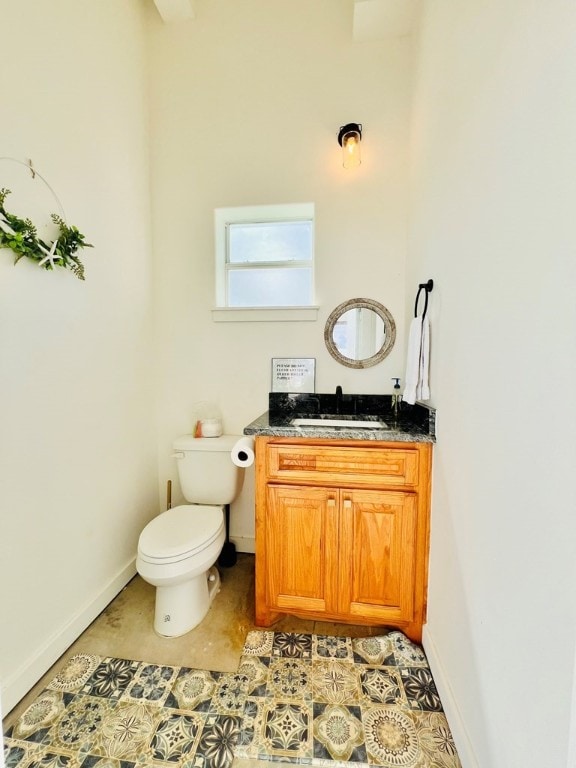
324 298 396 369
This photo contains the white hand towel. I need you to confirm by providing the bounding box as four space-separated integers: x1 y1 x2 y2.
417 316 430 401
403 315 431 405
403 316 423 405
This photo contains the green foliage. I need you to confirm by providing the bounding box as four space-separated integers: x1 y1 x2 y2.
0 188 93 280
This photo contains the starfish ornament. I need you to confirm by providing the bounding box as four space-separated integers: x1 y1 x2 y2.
37 238 61 268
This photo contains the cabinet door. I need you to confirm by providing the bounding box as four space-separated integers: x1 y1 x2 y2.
266 484 339 615
338 488 417 623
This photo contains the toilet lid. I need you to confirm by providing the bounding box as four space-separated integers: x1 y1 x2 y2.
138 504 224 563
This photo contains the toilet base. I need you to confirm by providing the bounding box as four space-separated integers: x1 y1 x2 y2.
154 566 221 637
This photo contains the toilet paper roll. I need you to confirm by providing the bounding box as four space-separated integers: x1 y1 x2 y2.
231 436 255 468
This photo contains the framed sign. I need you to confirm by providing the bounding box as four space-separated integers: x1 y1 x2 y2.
271 358 316 393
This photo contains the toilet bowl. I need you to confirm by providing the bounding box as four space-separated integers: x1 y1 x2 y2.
136 434 245 637
137 504 226 636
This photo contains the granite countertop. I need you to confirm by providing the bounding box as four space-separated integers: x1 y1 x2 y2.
243 394 436 444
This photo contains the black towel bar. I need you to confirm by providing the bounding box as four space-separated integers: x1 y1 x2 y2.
414 279 434 318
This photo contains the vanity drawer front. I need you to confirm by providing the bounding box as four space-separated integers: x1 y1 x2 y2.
266 444 419 487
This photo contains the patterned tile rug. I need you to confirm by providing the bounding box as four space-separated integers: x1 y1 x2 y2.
4 631 461 768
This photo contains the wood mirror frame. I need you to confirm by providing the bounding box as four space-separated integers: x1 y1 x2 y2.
324 298 396 369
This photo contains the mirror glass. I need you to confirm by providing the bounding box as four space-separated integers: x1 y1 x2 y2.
324 298 396 368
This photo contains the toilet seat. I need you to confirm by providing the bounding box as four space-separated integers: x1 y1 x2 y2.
138 504 224 565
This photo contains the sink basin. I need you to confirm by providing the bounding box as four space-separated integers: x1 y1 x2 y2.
291 417 388 429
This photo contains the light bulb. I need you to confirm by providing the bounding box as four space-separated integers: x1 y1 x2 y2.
337 123 362 169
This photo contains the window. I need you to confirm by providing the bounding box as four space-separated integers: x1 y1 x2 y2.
214 203 315 315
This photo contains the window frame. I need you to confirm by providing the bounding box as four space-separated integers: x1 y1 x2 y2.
214 203 317 321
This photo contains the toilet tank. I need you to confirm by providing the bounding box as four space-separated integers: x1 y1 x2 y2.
172 434 245 505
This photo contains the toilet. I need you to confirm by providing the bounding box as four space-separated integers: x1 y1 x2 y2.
136 434 245 637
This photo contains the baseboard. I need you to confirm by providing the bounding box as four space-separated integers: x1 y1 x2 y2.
230 535 255 554
2 559 136 715
422 625 479 768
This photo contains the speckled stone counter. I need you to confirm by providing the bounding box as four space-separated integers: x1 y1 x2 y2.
243 394 436 443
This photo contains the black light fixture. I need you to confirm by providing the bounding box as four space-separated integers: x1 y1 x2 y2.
337 122 362 168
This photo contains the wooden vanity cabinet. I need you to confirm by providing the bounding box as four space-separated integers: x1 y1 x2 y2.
254 437 432 642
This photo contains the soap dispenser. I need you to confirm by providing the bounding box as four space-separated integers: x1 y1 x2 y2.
391 378 402 420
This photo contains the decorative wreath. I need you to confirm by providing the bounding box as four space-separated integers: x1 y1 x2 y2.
0 186 92 280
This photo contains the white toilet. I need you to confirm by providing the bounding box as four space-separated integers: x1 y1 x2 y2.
136 434 245 637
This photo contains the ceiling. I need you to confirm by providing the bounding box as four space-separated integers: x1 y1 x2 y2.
353 0 420 41
152 0 420 39
153 0 195 23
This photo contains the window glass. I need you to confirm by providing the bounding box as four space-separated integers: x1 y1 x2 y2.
215 203 314 308
228 221 313 264
228 267 313 307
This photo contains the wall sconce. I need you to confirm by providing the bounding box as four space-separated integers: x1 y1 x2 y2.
337 122 362 169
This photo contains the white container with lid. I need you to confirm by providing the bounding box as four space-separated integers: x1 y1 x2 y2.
200 418 223 437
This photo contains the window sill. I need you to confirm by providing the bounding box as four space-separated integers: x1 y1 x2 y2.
211 306 319 323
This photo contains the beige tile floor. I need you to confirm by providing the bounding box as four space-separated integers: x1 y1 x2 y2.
4 553 382 734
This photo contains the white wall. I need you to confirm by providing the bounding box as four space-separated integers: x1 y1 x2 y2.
146 0 414 544
6 8 574 766
409 2 576 766
0 0 159 712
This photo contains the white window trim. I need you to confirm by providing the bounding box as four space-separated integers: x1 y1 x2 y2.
212 306 319 323
214 202 316 321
